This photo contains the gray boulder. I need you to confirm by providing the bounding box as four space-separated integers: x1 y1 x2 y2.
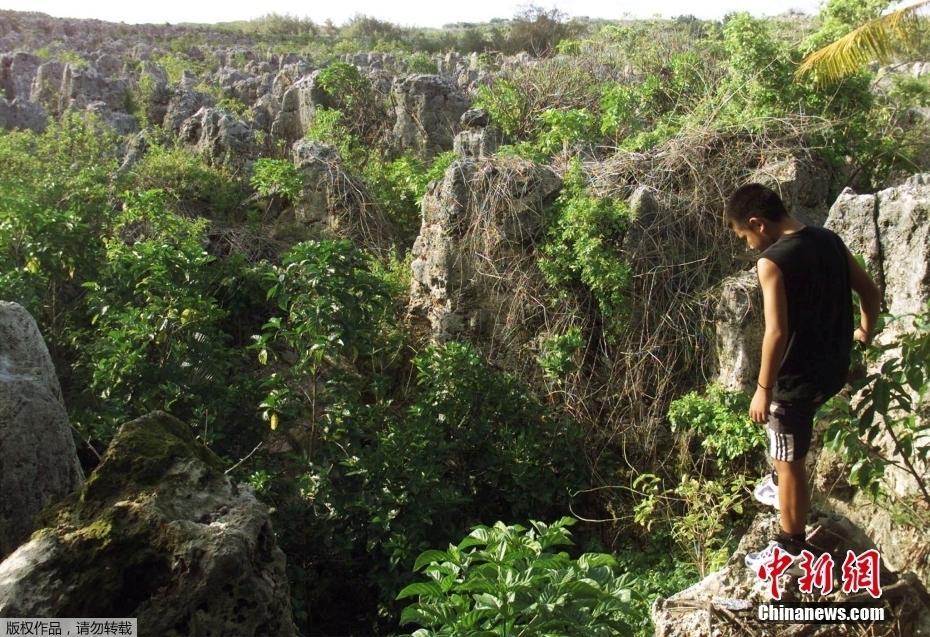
117 129 150 175
408 156 561 342
287 138 389 244
0 301 83 559
92 52 122 77
86 100 138 134
163 84 214 133
873 173 930 324
391 74 470 161
1 52 40 101
0 97 47 132
270 71 331 144
0 411 298 637
825 173 930 332
713 270 763 393
179 106 255 164
249 93 279 134
59 63 129 113
453 108 500 159
216 66 259 103
823 188 884 292
29 60 64 115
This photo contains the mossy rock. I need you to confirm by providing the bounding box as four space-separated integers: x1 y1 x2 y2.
36 411 225 528
1 411 298 636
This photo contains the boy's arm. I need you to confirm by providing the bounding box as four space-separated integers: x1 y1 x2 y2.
845 247 882 346
751 257 789 423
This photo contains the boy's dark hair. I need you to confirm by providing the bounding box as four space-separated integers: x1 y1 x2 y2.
726 183 788 226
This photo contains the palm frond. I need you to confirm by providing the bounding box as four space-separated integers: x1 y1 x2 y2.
796 0 930 84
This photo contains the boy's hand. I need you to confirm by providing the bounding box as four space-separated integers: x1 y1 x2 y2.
750 385 771 423
853 326 870 348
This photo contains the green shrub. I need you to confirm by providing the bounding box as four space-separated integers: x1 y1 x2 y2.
304 107 365 169
253 239 397 436
474 78 531 139
250 158 304 202
823 306 930 511
632 472 750 577
538 325 585 379
0 112 118 348
403 51 437 74
123 142 243 216
538 160 632 341
253 311 588 632
76 190 242 442
535 107 598 155
667 384 765 465
397 517 636 636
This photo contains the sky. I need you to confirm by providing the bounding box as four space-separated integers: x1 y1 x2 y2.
1 0 825 29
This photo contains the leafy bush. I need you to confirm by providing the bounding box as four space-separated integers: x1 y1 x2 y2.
632 473 750 577
253 238 398 437
474 78 531 139
0 112 118 351
76 190 245 442
403 51 437 74
315 61 386 148
304 107 365 169
123 142 243 216
252 255 589 632
537 325 585 379
823 306 930 510
397 517 636 636
538 160 632 341
667 384 766 465
250 158 304 202
535 107 598 155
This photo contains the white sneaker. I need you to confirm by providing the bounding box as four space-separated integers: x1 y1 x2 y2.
753 473 780 510
744 540 804 578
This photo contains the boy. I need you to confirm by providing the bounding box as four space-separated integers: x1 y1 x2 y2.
724 183 881 574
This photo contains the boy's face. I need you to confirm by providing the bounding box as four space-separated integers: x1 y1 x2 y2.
730 217 773 251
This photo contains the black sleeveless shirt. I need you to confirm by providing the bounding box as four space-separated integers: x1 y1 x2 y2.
759 225 853 403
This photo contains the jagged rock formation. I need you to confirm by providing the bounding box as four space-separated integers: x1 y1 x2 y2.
714 270 763 393
0 411 298 637
0 302 83 559
391 74 470 160
818 172 930 591
826 173 930 333
163 72 214 133
59 62 129 112
178 106 254 164
453 108 502 159
0 96 45 131
270 70 330 144
407 156 561 343
1 51 39 101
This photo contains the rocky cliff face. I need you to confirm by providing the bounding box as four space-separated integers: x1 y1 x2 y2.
0 410 298 637
407 155 561 345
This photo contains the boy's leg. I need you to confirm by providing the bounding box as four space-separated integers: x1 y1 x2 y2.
773 456 808 536
766 401 815 547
